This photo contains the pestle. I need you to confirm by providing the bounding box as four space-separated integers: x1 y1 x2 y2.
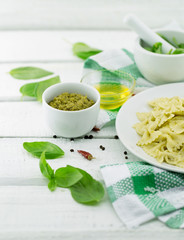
124 14 176 53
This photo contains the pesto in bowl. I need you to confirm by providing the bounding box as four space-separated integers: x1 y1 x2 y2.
49 92 94 111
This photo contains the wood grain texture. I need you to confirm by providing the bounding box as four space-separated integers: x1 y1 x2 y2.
0 63 83 100
0 138 183 239
0 27 182 238
0 0 183 30
0 30 136 62
0 138 126 180
1 186 183 240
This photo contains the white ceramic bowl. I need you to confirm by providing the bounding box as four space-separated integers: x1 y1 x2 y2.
134 29 184 84
42 82 100 138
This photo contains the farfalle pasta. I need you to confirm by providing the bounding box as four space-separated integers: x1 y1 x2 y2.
133 96 184 168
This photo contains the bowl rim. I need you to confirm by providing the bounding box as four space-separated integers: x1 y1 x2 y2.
135 29 184 58
42 82 100 113
80 69 136 96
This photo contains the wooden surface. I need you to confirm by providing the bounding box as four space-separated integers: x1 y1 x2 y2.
0 30 183 240
0 0 183 30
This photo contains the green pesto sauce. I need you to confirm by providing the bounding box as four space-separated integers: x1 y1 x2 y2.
49 92 95 111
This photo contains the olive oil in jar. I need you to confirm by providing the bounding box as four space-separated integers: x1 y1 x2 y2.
94 82 131 110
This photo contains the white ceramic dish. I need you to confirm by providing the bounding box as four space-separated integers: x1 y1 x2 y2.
116 82 184 173
134 29 184 84
42 82 100 138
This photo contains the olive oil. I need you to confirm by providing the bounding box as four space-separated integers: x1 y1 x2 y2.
94 82 131 110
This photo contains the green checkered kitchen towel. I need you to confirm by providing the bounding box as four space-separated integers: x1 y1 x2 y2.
82 48 154 128
101 161 184 229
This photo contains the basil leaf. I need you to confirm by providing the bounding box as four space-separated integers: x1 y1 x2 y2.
144 47 152 52
23 141 64 159
48 178 57 192
167 49 173 54
172 48 184 54
178 43 184 48
39 152 54 180
55 166 83 188
72 42 102 60
172 37 180 48
69 166 105 205
10 67 53 80
152 42 163 54
20 76 60 101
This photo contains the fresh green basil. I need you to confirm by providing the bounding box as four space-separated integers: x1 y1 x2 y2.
48 178 57 192
24 141 104 205
39 152 55 180
10 66 53 80
23 141 64 159
72 42 102 60
69 166 105 205
20 75 60 101
55 166 83 188
152 42 162 54
172 48 184 54
144 35 184 55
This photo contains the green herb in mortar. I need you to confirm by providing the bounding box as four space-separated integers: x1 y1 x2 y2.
143 35 184 55
49 92 95 111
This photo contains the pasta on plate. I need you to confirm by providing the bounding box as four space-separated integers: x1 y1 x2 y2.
133 96 184 168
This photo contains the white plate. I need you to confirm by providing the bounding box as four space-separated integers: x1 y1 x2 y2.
116 82 184 173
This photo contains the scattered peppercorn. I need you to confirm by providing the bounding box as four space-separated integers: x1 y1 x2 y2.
114 135 119 139
100 145 105 150
70 149 74 152
84 135 89 139
53 135 57 138
89 135 93 139
70 138 74 141
124 151 128 155
125 156 128 159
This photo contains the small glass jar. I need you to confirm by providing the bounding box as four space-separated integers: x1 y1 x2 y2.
81 69 136 110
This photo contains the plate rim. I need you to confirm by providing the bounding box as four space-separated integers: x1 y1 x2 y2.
116 82 184 173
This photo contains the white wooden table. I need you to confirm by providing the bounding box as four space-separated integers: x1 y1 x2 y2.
0 30 183 240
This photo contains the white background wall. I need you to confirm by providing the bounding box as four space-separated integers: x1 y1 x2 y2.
0 0 183 30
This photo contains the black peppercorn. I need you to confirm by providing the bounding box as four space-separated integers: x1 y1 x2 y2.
114 135 119 139
53 135 57 138
70 149 74 152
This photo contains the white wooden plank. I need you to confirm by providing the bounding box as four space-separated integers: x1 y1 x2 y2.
0 138 183 239
0 102 116 137
0 63 83 100
0 31 136 62
0 138 126 180
0 186 183 239
0 0 183 30
0 227 183 240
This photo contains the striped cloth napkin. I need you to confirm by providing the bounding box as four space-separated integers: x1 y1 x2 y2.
83 48 154 128
101 161 184 229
